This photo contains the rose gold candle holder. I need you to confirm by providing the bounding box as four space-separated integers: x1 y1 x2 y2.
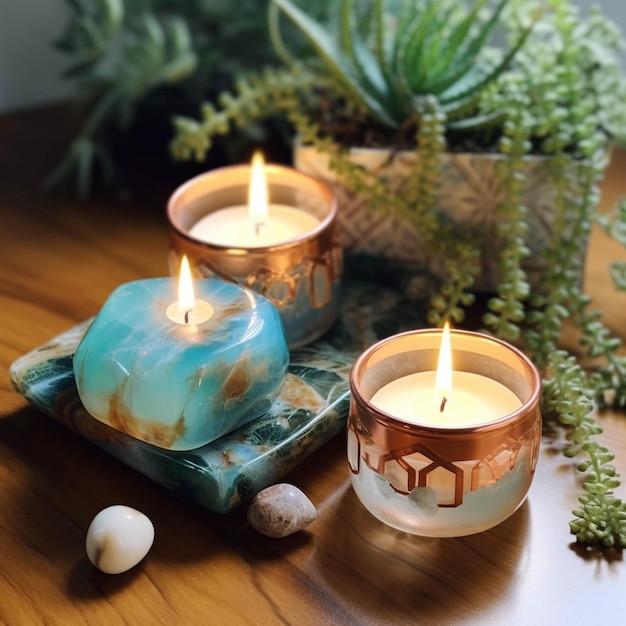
348 329 541 537
168 164 342 348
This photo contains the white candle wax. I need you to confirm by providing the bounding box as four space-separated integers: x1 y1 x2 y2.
370 371 522 427
165 299 214 325
189 204 320 248
165 254 215 325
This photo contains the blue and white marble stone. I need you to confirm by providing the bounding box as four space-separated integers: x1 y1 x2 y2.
72 278 289 451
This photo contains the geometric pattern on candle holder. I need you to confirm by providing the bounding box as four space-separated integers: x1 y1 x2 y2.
348 418 541 508
171 247 342 310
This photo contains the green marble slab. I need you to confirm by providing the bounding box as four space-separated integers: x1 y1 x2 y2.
10 276 426 513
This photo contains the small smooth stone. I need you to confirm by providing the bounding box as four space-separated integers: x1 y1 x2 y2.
247 483 316 538
86 505 155 574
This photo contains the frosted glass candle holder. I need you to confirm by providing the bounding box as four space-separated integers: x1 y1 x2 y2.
347 329 542 537
167 163 342 349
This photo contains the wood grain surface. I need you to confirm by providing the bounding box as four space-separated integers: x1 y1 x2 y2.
1 105 626 626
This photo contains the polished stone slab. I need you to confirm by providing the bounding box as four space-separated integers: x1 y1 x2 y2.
10 276 426 513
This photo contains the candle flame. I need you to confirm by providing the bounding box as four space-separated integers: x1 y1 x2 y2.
178 255 196 316
248 151 268 231
434 322 453 410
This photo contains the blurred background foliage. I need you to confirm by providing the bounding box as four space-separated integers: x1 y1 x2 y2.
48 0 332 198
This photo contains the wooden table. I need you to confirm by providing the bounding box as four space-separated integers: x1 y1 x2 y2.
1 105 626 625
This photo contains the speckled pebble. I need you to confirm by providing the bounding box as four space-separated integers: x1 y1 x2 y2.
247 483 316 538
85 505 154 574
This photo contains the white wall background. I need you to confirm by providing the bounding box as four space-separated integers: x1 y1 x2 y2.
0 1 624 114
0 1 73 113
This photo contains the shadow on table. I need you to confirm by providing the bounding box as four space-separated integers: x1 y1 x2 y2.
0 407 225 599
311 481 530 625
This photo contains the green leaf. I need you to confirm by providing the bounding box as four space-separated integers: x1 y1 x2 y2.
438 8 538 105
459 0 509 60
397 1 440 92
272 0 397 126
373 0 392 72
373 0 409 118
429 0 487 77
268 0 293 66
339 0 393 115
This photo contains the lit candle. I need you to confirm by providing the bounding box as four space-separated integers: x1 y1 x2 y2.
369 323 522 426
189 152 320 248
167 156 342 348
348 328 542 537
165 255 214 325
73 264 289 451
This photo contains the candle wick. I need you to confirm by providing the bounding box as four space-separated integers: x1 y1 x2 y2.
184 310 191 324
439 396 448 413
254 221 265 237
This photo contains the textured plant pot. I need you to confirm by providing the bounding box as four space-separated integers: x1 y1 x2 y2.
295 142 587 292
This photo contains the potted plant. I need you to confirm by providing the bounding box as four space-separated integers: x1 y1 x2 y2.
170 0 626 548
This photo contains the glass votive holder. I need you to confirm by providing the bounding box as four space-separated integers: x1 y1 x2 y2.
348 329 542 537
167 163 342 349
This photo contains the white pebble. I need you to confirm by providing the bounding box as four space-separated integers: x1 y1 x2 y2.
247 483 316 538
86 505 154 574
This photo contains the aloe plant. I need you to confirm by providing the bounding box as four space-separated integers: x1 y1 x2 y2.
269 0 536 132
171 0 537 159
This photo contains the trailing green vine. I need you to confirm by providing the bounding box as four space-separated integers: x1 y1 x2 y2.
500 1 626 547
543 351 626 548
482 90 533 342
171 65 319 162
582 199 626 408
427 247 479 326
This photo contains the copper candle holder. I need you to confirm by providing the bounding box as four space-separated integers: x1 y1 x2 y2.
348 329 542 537
167 164 342 348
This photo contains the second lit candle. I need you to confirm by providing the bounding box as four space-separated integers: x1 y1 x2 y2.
189 152 320 247
369 323 522 427
167 153 342 348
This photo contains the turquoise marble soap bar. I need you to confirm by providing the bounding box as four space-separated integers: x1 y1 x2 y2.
73 278 289 451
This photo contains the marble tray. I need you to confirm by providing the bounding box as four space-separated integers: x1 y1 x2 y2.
10 275 426 513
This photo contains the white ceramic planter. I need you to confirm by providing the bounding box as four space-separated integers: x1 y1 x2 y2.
295 142 584 292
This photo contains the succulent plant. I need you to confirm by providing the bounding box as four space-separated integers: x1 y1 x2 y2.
268 0 536 132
